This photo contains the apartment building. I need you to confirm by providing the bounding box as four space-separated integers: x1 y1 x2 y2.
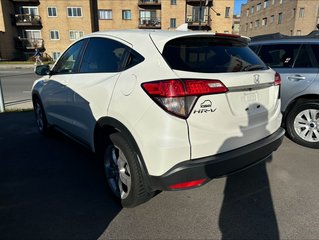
0 0 234 61
239 0 319 37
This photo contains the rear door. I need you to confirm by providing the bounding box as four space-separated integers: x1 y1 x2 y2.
256 43 318 111
65 37 129 143
160 35 281 159
41 39 86 129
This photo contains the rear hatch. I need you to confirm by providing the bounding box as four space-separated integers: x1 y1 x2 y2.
154 34 282 159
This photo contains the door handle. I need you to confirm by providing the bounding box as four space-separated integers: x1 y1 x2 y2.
288 75 306 81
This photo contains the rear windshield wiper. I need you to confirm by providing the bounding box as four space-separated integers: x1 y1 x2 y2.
242 64 266 71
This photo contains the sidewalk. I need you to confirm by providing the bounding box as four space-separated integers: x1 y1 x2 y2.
0 63 35 70
5 100 33 111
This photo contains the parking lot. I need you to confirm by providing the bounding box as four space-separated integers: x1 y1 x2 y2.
0 111 319 240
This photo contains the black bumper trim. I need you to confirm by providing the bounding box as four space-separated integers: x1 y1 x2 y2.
150 128 285 191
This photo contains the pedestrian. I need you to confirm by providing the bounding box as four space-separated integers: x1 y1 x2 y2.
34 48 43 66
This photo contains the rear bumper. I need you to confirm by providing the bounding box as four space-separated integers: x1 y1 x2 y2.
150 127 285 191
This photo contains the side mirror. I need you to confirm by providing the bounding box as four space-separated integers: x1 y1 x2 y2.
35 64 51 76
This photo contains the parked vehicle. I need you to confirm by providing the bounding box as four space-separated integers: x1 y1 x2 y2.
250 31 319 148
32 30 284 207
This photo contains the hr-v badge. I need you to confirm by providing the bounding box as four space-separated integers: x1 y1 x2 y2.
193 100 216 114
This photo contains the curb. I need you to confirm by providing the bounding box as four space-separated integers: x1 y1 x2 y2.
0 64 35 70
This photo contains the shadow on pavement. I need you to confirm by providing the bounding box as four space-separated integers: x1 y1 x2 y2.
219 158 279 239
217 104 279 239
0 111 121 240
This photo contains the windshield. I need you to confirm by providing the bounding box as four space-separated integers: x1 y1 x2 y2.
162 36 268 73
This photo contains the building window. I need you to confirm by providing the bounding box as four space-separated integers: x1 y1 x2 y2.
297 30 301 35
122 10 131 20
299 8 305 18
270 15 274 23
99 10 112 19
264 0 269 8
69 30 84 40
48 7 57 17
67 7 82 17
246 8 249 16
170 18 176 28
278 12 282 24
255 19 260 27
262 17 267 26
225 7 230 18
257 3 261 11
249 22 253 28
245 23 248 31
52 52 61 61
251 6 254 14
279 0 283 4
20 6 38 15
50 30 59 40
171 0 176 5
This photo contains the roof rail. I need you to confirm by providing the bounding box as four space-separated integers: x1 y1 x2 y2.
306 30 319 38
250 32 288 41
251 30 319 41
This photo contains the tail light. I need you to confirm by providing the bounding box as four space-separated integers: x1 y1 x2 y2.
274 72 281 99
142 79 228 119
274 72 281 86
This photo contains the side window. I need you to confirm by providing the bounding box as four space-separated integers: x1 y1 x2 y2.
258 44 301 68
79 38 128 73
294 45 316 68
53 40 86 74
310 44 319 67
124 51 145 70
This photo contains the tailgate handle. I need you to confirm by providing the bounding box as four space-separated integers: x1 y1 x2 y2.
288 75 306 81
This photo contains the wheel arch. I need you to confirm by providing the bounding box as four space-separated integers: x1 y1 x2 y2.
282 94 319 127
94 117 153 192
32 90 41 104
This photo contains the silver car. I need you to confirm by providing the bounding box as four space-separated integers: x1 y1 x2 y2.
250 32 319 148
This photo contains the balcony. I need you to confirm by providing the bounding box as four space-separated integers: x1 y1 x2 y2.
11 0 39 3
138 0 161 9
15 37 44 50
138 17 161 29
186 15 211 31
186 0 212 6
14 14 42 27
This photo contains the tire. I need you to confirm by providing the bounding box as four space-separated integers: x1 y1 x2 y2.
33 98 50 135
286 100 319 148
103 132 153 207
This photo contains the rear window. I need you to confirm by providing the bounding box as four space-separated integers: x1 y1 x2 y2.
162 36 267 73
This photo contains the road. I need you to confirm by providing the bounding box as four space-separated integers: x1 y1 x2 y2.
0 68 36 108
0 111 319 240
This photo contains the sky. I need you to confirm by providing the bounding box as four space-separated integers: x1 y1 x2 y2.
234 0 248 15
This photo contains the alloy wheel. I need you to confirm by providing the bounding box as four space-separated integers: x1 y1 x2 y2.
104 145 132 199
293 109 319 143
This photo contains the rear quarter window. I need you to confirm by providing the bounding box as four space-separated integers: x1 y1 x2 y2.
162 36 267 73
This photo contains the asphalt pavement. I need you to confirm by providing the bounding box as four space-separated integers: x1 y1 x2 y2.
1 111 319 240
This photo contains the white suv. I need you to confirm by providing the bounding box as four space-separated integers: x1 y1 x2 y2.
32 30 285 207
